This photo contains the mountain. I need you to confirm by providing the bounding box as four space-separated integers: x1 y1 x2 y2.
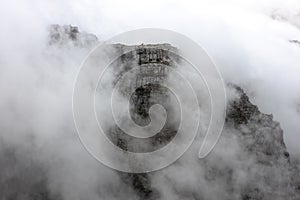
0 25 299 200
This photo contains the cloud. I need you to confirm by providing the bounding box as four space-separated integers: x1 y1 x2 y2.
0 0 300 199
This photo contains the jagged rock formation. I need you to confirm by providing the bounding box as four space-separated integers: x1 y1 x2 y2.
105 42 300 199
48 24 98 47
106 44 180 154
220 85 299 199
1 25 299 200
227 85 290 162
106 44 180 200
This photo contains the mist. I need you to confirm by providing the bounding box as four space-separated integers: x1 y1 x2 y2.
0 0 300 199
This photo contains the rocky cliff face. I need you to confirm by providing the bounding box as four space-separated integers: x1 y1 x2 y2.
214 85 300 199
96 30 300 199
0 25 299 200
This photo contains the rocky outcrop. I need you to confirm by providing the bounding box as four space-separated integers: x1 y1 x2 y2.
106 41 300 199
220 85 299 199
226 85 290 162
48 24 98 47
1 25 299 200
47 25 300 199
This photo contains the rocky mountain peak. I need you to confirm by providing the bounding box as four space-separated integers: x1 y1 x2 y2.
48 24 98 47
0 25 299 200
